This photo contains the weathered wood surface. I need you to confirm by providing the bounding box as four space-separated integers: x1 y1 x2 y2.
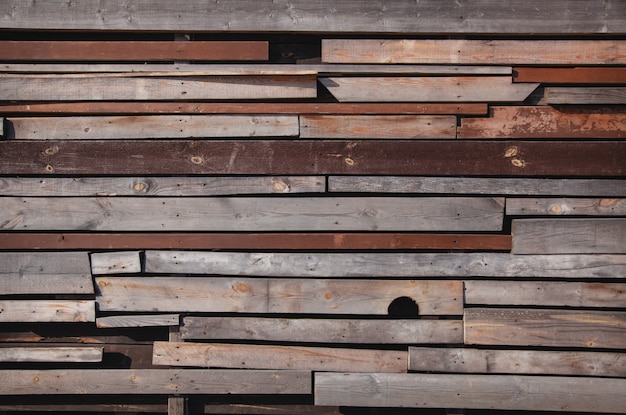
458 106 626 139
6 115 299 140
1 1 621 34
322 39 626 65
545 87 626 104
328 176 626 196
0 251 92 294
320 77 538 103
0 403 168 413
0 369 311 395
145 251 626 278
2 140 623 176
90 251 142 275
96 277 462 315
506 197 626 216
314 373 626 412
300 115 456 139
0 347 103 363
512 218 626 254
408 347 626 377
201 404 342 415
0 197 505 232
168 397 186 415
0 300 95 323
153 342 408 372
181 316 462 344
464 281 626 308
0 74 317 101
514 67 626 83
96 314 179 328
464 308 626 349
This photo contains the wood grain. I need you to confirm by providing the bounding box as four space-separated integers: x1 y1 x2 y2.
545 87 626 104
0 300 95 323
96 314 180 328
0 347 103 363
90 251 142 275
506 198 626 216
514 67 626 83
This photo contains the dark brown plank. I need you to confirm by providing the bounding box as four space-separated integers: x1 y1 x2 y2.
1 140 623 176
514 67 626 83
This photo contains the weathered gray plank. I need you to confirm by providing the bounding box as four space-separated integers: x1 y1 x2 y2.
90 251 142 275
314 373 626 412
512 218 626 254
0 369 311 395
545 87 626 104
168 397 186 415
96 314 180 328
153 342 408 372
465 308 626 349
321 77 538 103
328 176 626 196
0 300 95 323
0 197 504 232
0 347 103 363
507 197 626 216
181 317 462 344
408 347 626 377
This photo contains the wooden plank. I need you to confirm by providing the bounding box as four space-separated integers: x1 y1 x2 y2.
0 40 268 61
512 218 626 254
408 347 626 377
181 317 462 344
168 397 186 415
458 106 626 139
323 39 626 65
202 404 342 415
0 369 311 395
464 308 626 349
0 252 92 295
0 403 168 413
0 300 95 323
0 346 103 363
545 87 626 104
0 197 505 232
514 67 626 83
2 140 623 176
464 280 626 308
6 115 299 140
96 277 462 315
320 77 538 103
300 115 456 139
96 314 179 328
0 74 317 101
507 197 626 216
314 373 626 412
153 342 408 373
145 251 626 279
90 251 142 275
329 176 626 196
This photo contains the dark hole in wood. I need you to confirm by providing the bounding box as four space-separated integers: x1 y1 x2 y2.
387 296 419 316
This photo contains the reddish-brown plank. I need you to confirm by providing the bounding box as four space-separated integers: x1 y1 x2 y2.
513 67 626 83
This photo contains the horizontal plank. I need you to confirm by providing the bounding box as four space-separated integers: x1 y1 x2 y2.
545 87 626 104
314 373 626 412
514 67 626 83
464 280 626 308
0 369 311 395
96 277 462 315
145 251 626 278
201 405 342 415
90 251 142 275
153 342 408 372
458 106 626 139
0 197 505 232
408 347 626 377
1 140 623 176
464 308 626 349
0 347 103 363
513 218 626 254
6 115 299 140
181 316 462 344
96 314 179 328
507 197 626 215
0 404 167 413
323 39 626 65
0 300 95 323
320 77 538 102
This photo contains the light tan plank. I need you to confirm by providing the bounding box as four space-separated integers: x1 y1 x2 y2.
506 197 626 216
168 397 186 415
0 347 103 363
0 300 95 323
96 314 180 328
90 251 142 275
545 87 626 104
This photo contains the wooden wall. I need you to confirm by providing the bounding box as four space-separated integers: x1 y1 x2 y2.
0 1 625 414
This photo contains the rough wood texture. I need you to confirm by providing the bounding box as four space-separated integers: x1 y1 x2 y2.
168 397 186 415
320 77 538 103
545 87 626 104
0 300 95 323
153 342 408 372
513 67 626 83
0 347 103 363
314 373 626 412
1 140 623 176
96 314 179 328
323 39 626 65
512 218 626 254
464 308 626 349
90 251 142 275
181 317 463 344
507 197 626 216
408 347 626 377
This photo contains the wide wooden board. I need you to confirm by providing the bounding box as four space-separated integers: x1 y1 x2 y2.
545 87 626 104
0 347 103 363
514 67 626 83
0 300 95 323
506 197 626 216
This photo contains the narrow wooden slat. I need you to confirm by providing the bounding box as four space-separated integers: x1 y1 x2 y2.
168 397 186 415
545 87 626 104
300 115 456 139
507 197 626 216
465 308 626 349
0 347 103 363
458 106 626 139
153 342 408 372
202 404 342 415
90 251 142 275
314 373 626 412
0 403 167 413
0 197 505 232
1 140 623 176
464 281 626 308
0 369 311 395
96 315 179 328
181 316 462 344
0 300 95 323
320 77 538 103
512 218 626 254
323 39 626 65
408 347 626 377
514 67 626 83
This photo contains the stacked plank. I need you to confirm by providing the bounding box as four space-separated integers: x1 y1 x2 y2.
0 1 625 414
